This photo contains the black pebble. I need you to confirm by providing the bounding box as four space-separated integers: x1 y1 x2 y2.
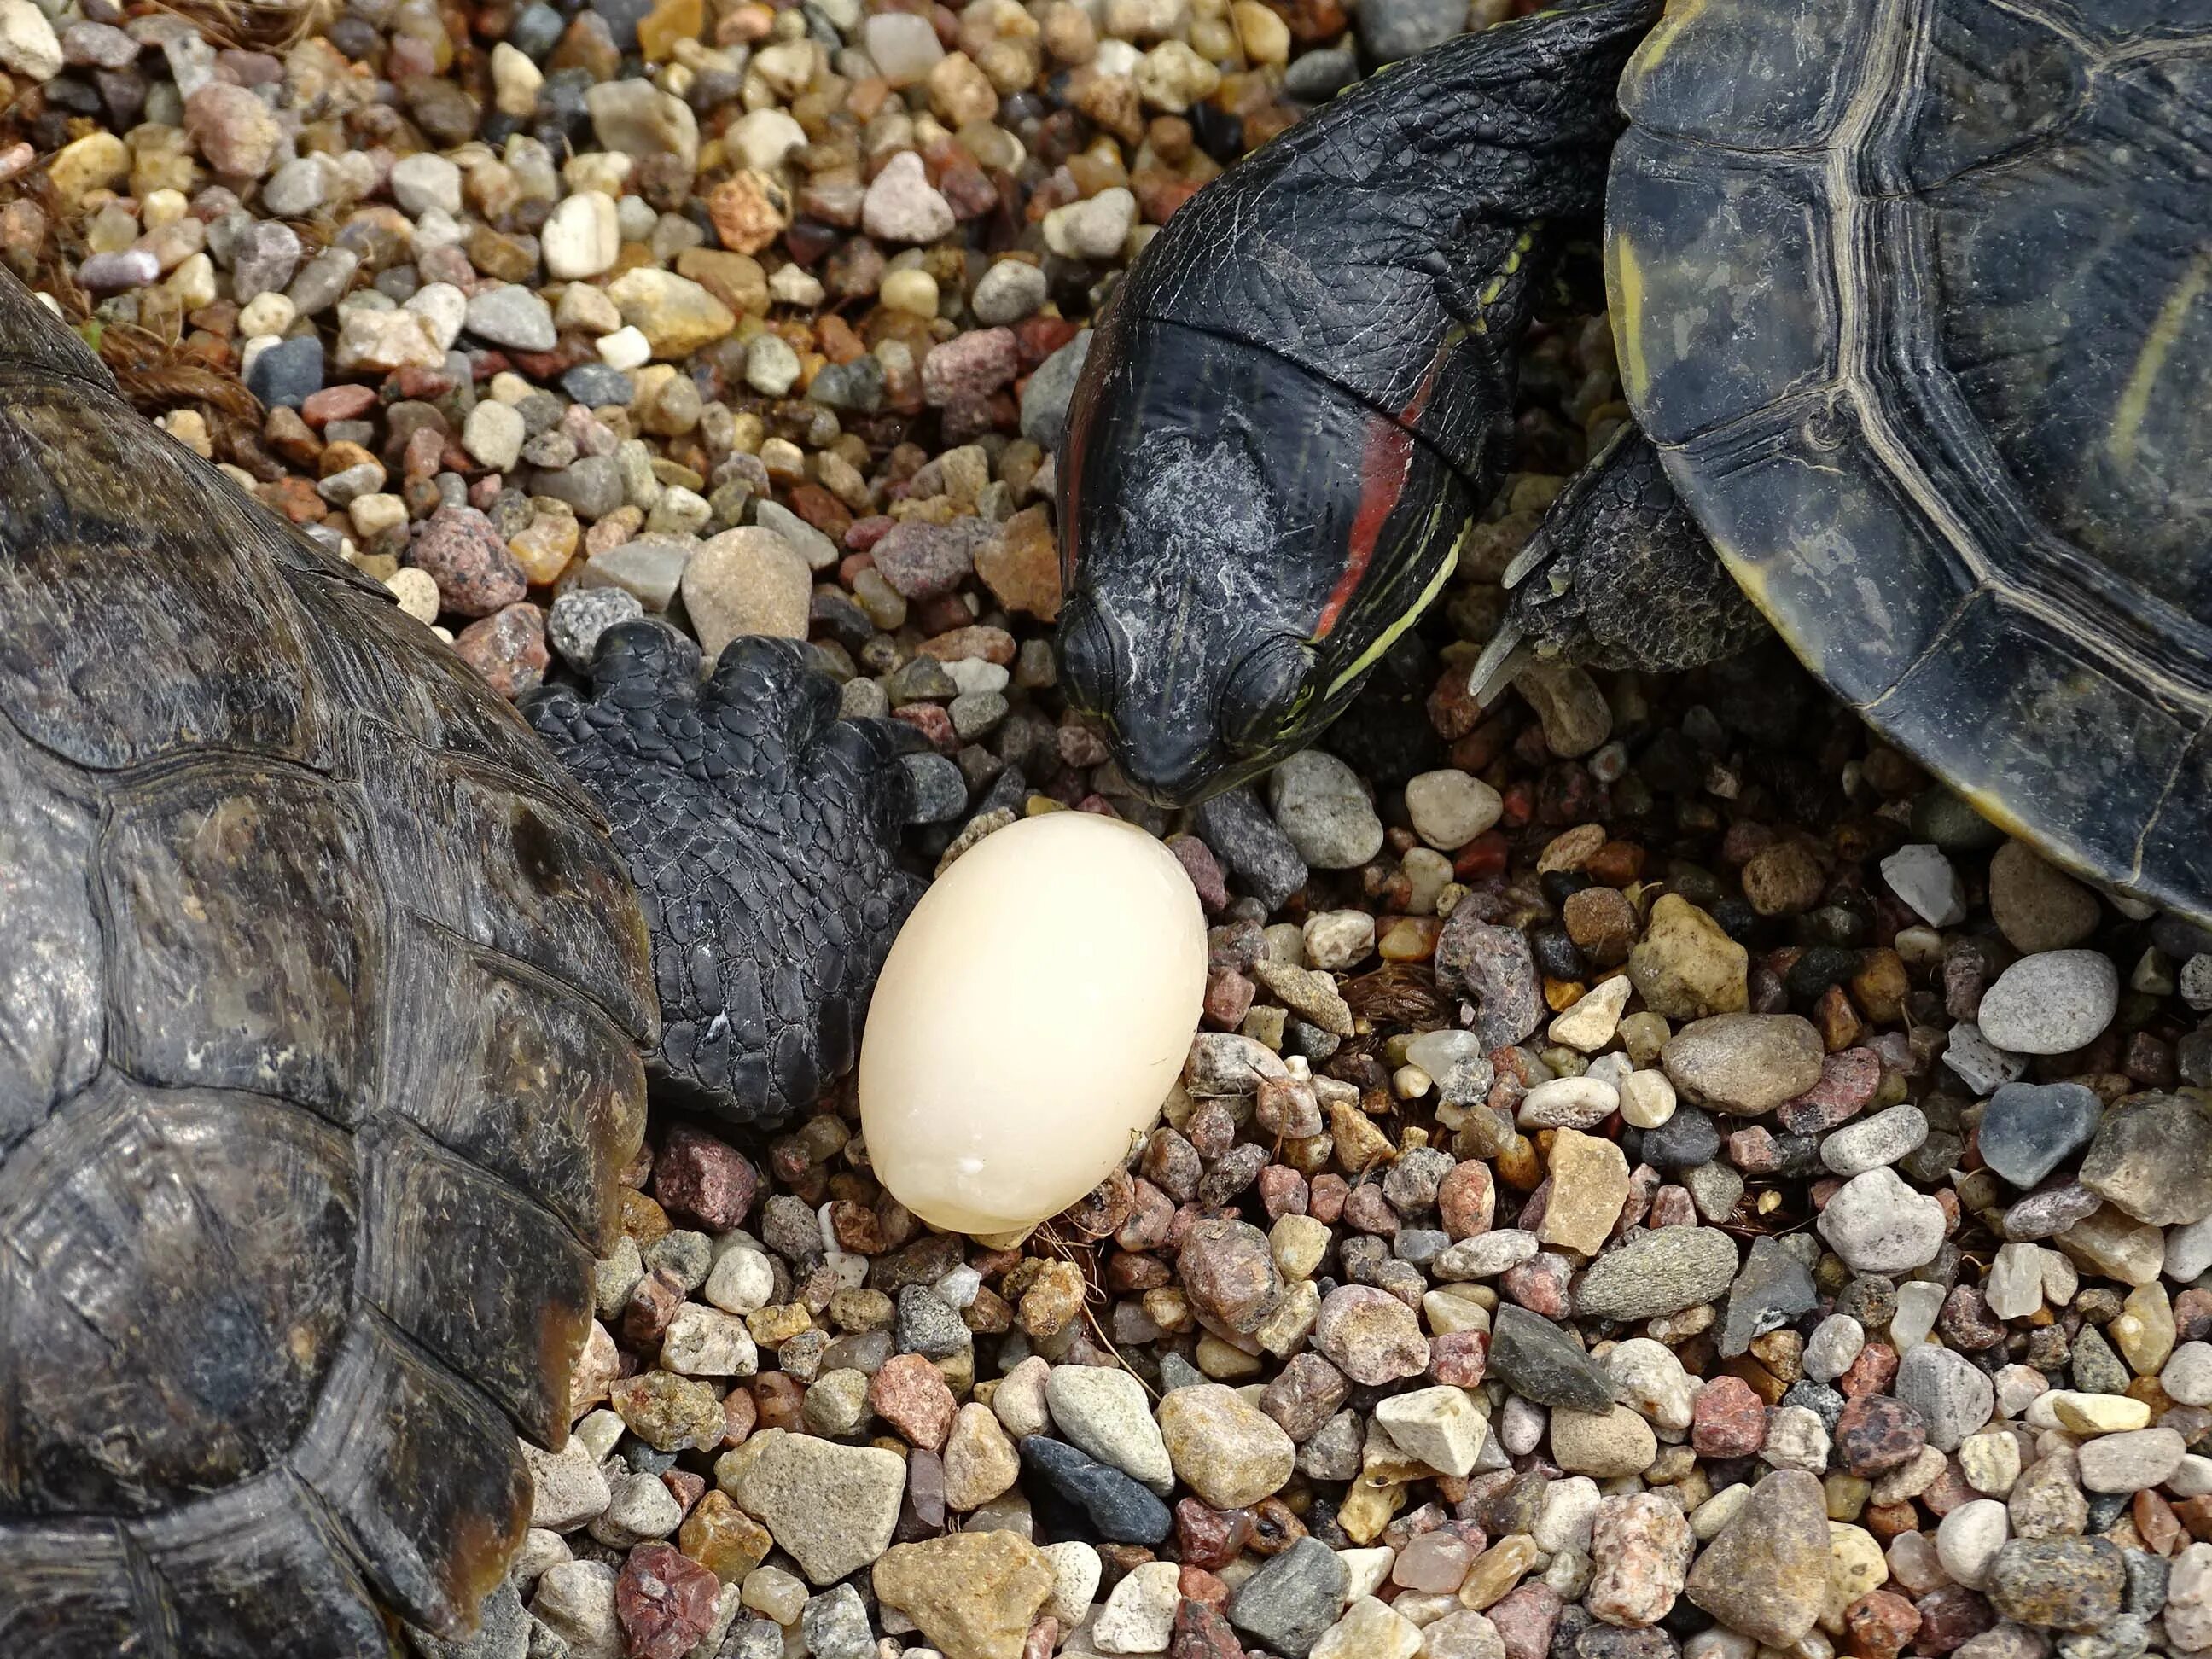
1018 1436 1172 1545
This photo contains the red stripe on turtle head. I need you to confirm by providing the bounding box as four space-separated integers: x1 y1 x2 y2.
1313 346 1451 640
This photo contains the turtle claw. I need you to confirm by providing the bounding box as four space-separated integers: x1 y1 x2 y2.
1468 621 1532 707
524 622 926 1126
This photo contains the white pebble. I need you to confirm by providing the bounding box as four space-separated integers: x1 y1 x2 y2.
597 326 651 370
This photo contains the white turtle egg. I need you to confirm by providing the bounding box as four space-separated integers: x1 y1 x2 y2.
859 811 1207 1236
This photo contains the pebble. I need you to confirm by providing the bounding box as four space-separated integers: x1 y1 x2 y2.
1155 1384 1295 1510
1268 750 1384 869
1895 1344 1996 1451
681 527 809 659
1882 844 1967 927
2173 1545 2212 1651
1538 1129 1629 1254
2075 1427 2185 1493
1985 1537 2126 1631
1818 1167 1948 1274
1803 1313 1866 1382
1489 1303 1612 1412
1092 1557 1181 1653
1313 1285 1429 1386
1042 188 1137 260
1976 951 2120 1055
1989 842 2101 952
1045 1365 1172 1492
1682 1470 1830 1646
1662 1014 1825 1115
412 505 527 618
549 588 645 670
800 1586 873 1659
864 150 956 242
1627 895 1749 1021
1547 981 1633 1056
2079 1091 2212 1225
2166 1342 2212 1406
944 1403 1022 1512
1549 1405 1657 1478
533 1561 622 1659
1405 767 1502 849
1313 1596 1421 1659
1936 1499 2010 1589
0 0 59 79
1374 1384 1487 1478
1822 1103 1928 1176
1358 0 1465 58
1191 786 1308 912
1436 905 1546 1048
1572 1227 1740 1322
1229 1536 1348 1659
526 1440 613 1532
871 1531 1057 1659
1718 1234 1816 1359
466 284 557 352
721 1429 905 1586
1978 1082 2103 1188
1018 1435 1172 1545
1586 1493 1692 1629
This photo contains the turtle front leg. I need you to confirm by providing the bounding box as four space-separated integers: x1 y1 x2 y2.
1471 424 1768 700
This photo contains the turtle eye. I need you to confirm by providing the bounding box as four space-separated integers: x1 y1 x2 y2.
1220 636 1318 754
1055 593 1123 720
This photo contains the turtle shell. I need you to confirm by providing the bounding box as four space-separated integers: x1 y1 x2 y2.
0 274 655 1653
1607 0 2212 923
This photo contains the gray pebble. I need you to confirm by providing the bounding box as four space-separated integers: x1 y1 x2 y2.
547 587 645 669
1822 1104 1929 1177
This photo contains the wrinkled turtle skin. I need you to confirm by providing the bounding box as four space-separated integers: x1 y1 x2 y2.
1606 0 2212 922
1061 0 2212 925
0 262 917 1650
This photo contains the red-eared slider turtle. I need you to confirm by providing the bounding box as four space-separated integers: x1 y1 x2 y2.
1057 0 2212 927
0 269 917 1651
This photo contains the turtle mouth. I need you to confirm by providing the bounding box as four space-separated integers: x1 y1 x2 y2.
1111 733 1231 811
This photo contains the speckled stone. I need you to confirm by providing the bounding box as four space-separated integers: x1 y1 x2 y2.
1573 1228 1740 1322
1228 1536 1349 1659
1155 1384 1296 1510
2079 1093 2212 1225
1661 1014 1825 1115
1984 1537 2126 1631
1313 1285 1430 1386
1585 1493 1692 1628
871 1531 1057 1659
1683 1470 1830 1646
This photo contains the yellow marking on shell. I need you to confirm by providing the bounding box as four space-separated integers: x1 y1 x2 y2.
1627 0 1714 79
1608 231 1653 407
2108 248 2212 470
1941 777 2034 848
1324 515 1466 699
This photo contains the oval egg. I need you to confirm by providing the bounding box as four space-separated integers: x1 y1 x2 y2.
859 812 1208 1236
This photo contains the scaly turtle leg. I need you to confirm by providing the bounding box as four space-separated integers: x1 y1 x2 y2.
1470 423 1768 701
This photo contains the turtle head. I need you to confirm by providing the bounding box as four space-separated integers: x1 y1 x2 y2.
1056 318 1475 808
1055 439 1325 806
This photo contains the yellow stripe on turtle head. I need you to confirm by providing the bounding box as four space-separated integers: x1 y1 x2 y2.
1324 515 1467 700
